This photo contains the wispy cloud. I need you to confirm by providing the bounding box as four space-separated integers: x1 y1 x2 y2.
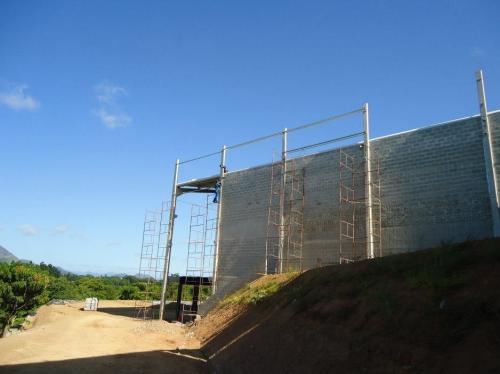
94 108 131 129
0 83 39 111
107 241 122 247
17 224 38 236
53 224 70 235
95 82 127 104
93 81 132 129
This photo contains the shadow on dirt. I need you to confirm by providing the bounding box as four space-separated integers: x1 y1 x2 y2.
93 306 140 318
95 302 180 321
0 349 210 374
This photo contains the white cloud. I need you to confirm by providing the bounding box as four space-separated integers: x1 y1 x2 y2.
107 241 121 247
17 224 38 236
93 81 132 129
94 108 131 129
94 82 127 104
0 84 39 111
53 224 70 235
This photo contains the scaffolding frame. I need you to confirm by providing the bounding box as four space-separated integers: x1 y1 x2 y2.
265 159 283 274
339 149 382 263
265 158 305 274
158 105 375 320
135 202 169 320
283 159 306 272
180 196 217 322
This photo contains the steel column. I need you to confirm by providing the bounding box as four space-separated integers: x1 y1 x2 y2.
363 103 375 259
159 159 180 320
212 145 227 294
476 70 500 237
279 129 288 273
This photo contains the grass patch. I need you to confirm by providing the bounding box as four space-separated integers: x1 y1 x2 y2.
404 244 470 292
220 272 299 306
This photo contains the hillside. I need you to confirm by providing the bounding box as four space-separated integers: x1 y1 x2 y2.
194 239 500 374
0 246 17 263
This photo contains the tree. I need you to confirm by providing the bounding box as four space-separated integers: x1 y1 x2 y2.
0 263 49 336
39 262 61 278
119 285 140 300
48 276 82 300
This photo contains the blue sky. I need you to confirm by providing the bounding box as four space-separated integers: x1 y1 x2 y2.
1 0 499 275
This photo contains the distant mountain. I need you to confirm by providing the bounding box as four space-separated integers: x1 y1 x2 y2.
71 270 134 277
0 245 18 263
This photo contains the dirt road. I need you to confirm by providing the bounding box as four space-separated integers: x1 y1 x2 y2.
0 300 208 374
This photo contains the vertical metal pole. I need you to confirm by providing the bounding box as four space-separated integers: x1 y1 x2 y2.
476 70 500 237
363 103 375 259
138 210 147 278
212 145 227 294
159 159 179 320
282 128 288 161
201 195 210 280
279 129 288 273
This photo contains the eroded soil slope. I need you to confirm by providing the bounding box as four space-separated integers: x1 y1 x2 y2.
195 239 500 374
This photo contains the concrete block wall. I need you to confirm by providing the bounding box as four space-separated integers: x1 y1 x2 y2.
373 114 495 254
211 111 500 302
215 164 271 297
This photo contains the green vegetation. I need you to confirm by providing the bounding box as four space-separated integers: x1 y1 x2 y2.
0 262 49 336
283 239 500 319
221 272 299 306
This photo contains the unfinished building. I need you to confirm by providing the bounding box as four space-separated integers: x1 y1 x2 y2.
138 71 500 320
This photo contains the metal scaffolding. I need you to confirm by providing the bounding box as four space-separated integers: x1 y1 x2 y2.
156 105 373 320
265 159 284 274
135 202 169 319
180 196 217 322
339 149 382 263
158 153 224 321
283 159 305 272
265 158 305 274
